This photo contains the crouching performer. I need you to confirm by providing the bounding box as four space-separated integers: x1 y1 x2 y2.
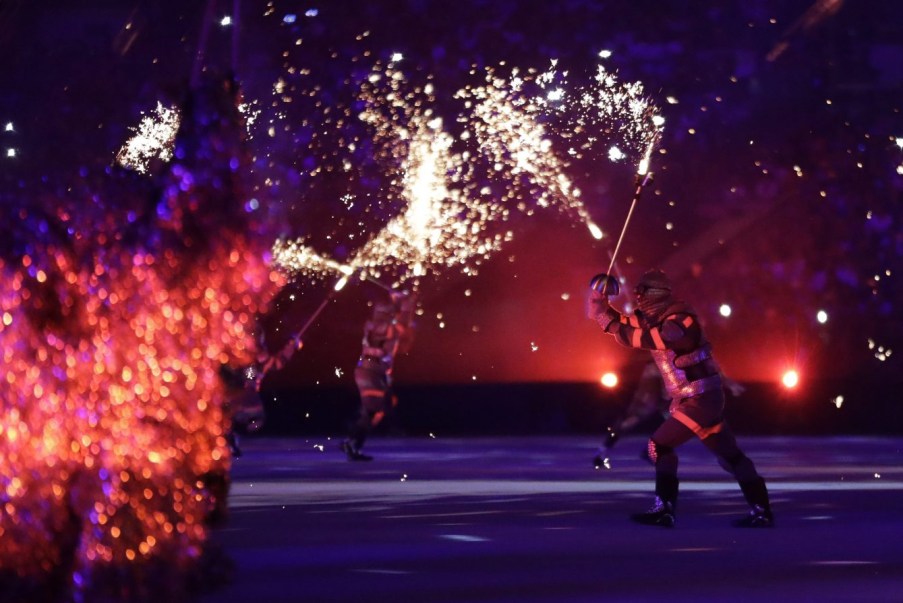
587 269 773 528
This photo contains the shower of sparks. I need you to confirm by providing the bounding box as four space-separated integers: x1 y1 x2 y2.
457 64 594 223
271 237 355 279
535 59 664 175
271 58 662 284
273 61 608 286
115 102 181 174
117 101 261 173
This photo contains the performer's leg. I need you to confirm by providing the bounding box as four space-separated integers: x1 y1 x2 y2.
631 417 694 527
701 427 774 527
343 376 385 461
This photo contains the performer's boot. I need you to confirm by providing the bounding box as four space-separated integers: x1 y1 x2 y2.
341 429 373 462
592 426 621 468
342 413 375 461
632 474 678 528
734 477 774 527
340 440 373 461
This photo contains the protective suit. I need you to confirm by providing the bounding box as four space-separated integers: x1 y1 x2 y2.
588 269 772 527
342 291 416 460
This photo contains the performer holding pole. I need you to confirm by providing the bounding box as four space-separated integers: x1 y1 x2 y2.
341 289 416 461
587 269 773 528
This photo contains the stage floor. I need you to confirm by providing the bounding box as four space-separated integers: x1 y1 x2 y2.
201 435 903 602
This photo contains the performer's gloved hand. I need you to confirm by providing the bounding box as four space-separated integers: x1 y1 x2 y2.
587 292 620 330
585 292 609 320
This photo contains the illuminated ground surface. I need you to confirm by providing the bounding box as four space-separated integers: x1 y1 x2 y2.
202 436 903 602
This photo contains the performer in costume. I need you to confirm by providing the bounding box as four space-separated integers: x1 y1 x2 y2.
221 330 301 457
341 290 416 461
587 269 773 527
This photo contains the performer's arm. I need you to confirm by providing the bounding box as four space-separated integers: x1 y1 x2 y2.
590 300 698 352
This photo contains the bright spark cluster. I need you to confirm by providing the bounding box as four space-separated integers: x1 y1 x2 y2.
272 60 642 285
115 102 181 174
0 236 281 589
536 59 664 174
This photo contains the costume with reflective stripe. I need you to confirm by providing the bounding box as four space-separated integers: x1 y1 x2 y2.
598 300 726 439
593 292 771 523
346 295 415 455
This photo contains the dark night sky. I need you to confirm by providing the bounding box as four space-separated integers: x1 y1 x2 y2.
2 0 901 388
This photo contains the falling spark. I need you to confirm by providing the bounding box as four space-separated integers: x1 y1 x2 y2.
608 146 626 162
867 338 893 361
832 395 844 408
587 221 603 240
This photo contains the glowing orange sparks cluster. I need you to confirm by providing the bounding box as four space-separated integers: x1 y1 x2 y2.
0 234 281 587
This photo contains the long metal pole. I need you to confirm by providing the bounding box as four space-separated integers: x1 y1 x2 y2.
600 172 653 295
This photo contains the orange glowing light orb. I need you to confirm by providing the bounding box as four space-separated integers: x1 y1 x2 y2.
781 370 800 389
600 372 619 388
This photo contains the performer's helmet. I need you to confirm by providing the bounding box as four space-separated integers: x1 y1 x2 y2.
634 269 672 296
373 302 395 317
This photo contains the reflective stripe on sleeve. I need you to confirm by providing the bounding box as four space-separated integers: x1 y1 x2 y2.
631 328 643 347
649 327 666 350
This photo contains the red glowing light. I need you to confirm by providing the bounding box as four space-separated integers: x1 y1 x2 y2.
782 370 800 389
600 372 619 388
